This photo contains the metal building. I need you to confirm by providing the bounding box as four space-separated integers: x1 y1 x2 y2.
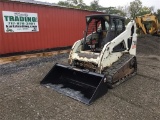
0 1 101 55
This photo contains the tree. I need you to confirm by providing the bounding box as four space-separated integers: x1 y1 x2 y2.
58 0 87 9
89 0 101 11
157 9 160 15
75 0 87 9
58 1 71 7
153 9 160 22
102 7 126 17
156 9 160 22
129 0 142 19
150 6 155 13
136 6 152 16
105 7 117 14
68 0 87 9
116 6 127 17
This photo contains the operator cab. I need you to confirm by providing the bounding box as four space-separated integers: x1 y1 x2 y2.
83 14 125 52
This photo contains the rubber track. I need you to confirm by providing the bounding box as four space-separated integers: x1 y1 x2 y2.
102 54 137 88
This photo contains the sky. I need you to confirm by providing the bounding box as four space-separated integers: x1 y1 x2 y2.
38 0 160 12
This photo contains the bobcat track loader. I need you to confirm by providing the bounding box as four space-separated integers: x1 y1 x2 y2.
41 14 137 105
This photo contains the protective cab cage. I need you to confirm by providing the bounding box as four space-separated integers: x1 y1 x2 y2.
83 14 126 52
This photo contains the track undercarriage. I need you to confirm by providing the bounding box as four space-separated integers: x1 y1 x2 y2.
102 54 137 88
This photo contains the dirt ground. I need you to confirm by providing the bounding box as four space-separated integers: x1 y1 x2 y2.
0 35 160 120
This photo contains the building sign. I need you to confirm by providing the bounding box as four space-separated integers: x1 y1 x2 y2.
2 11 39 33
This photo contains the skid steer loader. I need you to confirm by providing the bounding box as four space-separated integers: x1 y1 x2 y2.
41 14 137 105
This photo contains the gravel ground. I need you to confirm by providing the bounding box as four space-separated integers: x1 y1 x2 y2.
137 35 160 56
0 35 160 120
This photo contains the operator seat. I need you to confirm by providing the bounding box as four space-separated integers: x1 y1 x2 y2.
101 31 116 48
95 31 108 52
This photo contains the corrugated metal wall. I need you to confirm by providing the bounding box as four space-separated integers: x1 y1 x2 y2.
0 1 101 55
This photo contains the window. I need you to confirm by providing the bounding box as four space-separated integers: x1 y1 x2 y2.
116 19 123 32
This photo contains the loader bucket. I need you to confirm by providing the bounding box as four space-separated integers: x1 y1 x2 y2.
40 63 108 105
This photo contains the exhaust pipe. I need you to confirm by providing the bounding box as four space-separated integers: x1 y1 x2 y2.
40 63 108 105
